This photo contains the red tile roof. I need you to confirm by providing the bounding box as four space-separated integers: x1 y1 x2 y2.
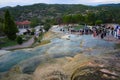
16 20 31 25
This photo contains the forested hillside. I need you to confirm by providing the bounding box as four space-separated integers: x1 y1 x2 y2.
0 3 120 25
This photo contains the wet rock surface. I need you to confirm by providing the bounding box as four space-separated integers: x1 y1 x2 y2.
0 34 115 73
0 27 120 80
1 50 120 80
71 66 119 80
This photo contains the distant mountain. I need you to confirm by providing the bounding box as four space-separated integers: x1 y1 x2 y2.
99 3 120 7
0 3 95 20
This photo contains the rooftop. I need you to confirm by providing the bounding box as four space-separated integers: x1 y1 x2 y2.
16 20 31 25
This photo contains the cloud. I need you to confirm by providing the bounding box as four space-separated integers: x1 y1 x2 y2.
0 0 120 8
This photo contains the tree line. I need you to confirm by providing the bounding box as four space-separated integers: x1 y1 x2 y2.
54 11 120 26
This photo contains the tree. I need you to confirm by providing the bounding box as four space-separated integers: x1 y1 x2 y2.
0 18 4 36
16 36 23 44
55 17 63 25
30 17 40 28
3 10 18 40
72 15 77 24
85 12 96 25
0 23 3 31
0 18 4 23
63 15 72 25
0 23 4 36
31 28 35 35
95 20 103 26
74 14 84 24
44 23 51 31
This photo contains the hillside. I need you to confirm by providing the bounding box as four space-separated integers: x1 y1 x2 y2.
0 3 120 23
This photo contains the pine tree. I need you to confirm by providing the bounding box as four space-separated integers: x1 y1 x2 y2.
4 10 18 40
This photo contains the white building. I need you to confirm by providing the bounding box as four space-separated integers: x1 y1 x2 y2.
16 20 31 35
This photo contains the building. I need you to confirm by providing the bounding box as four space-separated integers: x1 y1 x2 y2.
16 20 31 35
16 20 31 29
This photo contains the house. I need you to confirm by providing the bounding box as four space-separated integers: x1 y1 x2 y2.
16 20 31 35
16 20 31 29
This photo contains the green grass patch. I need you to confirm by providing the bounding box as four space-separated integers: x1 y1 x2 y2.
74 25 84 30
0 38 17 48
63 25 84 30
0 35 33 48
63 26 69 29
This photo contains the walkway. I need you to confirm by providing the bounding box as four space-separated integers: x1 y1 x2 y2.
1 37 34 50
96 34 120 43
104 35 120 43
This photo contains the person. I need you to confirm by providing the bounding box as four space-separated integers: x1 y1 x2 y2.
100 30 104 39
93 30 97 37
117 29 120 39
101 32 104 39
103 29 107 37
111 28 114 36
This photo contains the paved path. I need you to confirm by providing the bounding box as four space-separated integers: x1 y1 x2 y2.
104 35 120 43
1 37 34 50
96 35 120 43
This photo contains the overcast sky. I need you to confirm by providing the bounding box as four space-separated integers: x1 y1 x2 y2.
0 0 120 8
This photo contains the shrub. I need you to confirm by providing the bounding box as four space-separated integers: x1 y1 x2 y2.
16 36 23 44
31 28 35 35
44 24 51 31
